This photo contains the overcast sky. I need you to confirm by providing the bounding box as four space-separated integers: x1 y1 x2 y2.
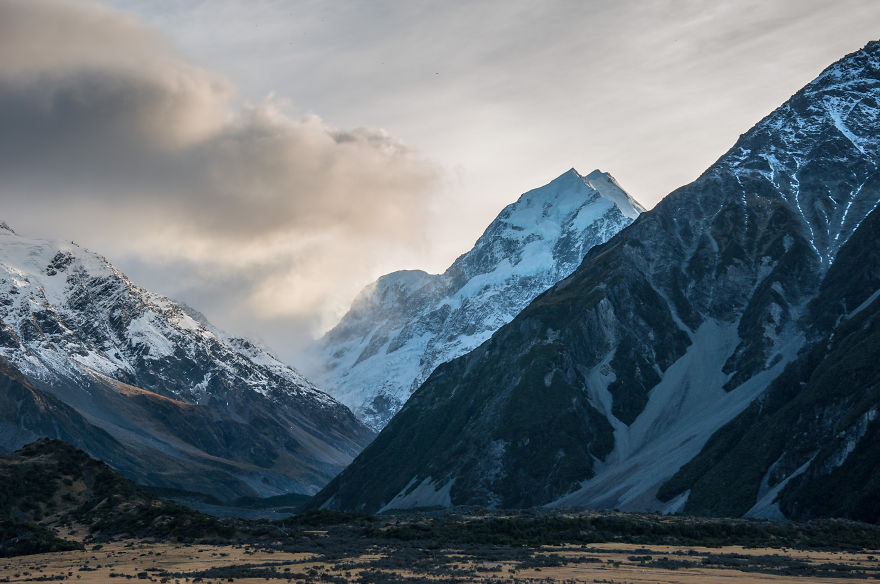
3 0 880 367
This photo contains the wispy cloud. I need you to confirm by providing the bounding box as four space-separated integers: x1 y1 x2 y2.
4 0 880 365
0 0 439 354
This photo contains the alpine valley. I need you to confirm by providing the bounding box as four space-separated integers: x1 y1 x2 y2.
312 41 880 521
315 169 643 429
0 224 374 501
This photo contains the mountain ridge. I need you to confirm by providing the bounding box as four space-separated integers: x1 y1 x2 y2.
314 167 643 429
0 226 374 500
311 40 880 517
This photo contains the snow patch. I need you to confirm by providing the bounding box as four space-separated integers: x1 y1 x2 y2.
825 97 866 154
379 476 455 512
826 408 877 470
660 490 690 515
551 320 803 512
583 169 645 219
745 456 815 520
847 288 880 320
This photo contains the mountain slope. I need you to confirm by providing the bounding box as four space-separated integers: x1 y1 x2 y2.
0 225 374 500
312 41 880 514
316 169 643 429
656 204 880 523
1 438 235 550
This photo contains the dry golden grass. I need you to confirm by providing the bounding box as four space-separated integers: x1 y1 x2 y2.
2 538 878 584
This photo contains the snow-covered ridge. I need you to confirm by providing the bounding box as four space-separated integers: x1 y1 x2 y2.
0 223 333 406
717 40 880 265
582 169 644 219
0 222 376 498
314 168 643 429
311 40 880 517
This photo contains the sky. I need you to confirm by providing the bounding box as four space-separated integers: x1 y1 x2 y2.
2 0 880 367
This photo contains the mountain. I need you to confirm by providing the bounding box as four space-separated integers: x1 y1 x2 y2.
315 169 643 429
1 438 235 554
0 225 374 500
311 41 880 517
655 203 880 523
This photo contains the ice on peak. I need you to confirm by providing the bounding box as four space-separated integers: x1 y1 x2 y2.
501 168 606 219
354 269 436 304
178 302 212 328
584 168 616 185
0 227 337 406
542 167 644 220
316 168 642 429
0 221 16 235
514 167 588 197
583 169 645 219
377 269 434 289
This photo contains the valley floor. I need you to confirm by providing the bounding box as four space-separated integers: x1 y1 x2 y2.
3 538 879 583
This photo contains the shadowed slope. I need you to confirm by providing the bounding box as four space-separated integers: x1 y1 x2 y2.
312 41 880 514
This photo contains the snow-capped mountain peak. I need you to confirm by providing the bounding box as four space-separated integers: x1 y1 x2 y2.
712 40 880 265
583 169 645 219
311 40 880 517
0 228 321 400
0 228 374 498
314 169 643 429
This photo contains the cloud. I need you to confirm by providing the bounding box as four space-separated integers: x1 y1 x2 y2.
0 0 439 355
6 0 880 367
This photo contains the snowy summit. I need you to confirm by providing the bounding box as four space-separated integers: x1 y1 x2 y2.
314 169 643 429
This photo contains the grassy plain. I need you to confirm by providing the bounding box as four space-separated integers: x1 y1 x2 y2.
3 525 879 583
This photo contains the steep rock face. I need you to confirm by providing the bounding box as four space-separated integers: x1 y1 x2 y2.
0 357 130 469
0 227 374 500
657 204 880 523
312 41 880 514
316 169 643 429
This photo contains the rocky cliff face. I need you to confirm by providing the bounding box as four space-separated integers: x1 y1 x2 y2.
311 41 880 517
315 169 643 429
0 226 374 500
656 203 880 523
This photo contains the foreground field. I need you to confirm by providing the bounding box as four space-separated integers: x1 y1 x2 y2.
3 537 880 583
5 441 880 583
